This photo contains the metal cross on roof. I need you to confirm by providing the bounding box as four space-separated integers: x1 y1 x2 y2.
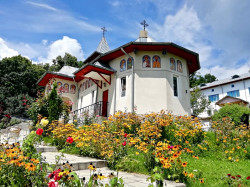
140 20 149 31
101 27 107 37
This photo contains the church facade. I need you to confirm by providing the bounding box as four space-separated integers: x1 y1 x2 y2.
37 29 200 117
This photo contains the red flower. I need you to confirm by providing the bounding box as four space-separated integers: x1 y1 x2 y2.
227 174 231 177
36 128 43 135
168 145 173 149
5 114 11 119
122 141 126 146
246 176 250 180
231 176 235 179
66 137 74 144
236 175 241 178
48 180 58 187
124 133 128 138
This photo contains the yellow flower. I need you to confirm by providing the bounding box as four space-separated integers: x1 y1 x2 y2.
228 157 232 160
40 118 49 126
189 173 194 178
182 162 188 167
25 163 36 172
136 152 139 155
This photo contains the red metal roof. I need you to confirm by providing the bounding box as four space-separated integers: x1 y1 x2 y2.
37 73 74 87
74 64 115 82
97 42 200 74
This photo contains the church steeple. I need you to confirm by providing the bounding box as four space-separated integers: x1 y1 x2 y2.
96 27 110 53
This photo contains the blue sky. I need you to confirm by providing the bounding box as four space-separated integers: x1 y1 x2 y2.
0 0 249 79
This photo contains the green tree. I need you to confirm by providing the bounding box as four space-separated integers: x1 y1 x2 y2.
212 104 250 126
0 55 46 117
28 82 70 123
49 53 83 71
189 72 217 88
190 87 211 116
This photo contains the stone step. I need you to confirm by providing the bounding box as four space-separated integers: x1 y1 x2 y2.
36 145 58 152
75 167 185 187
41 152 107 171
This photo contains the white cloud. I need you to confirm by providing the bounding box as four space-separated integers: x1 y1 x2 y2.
150 5 213 66
42 40 48 46
199 63 250 80
26 1 58 11
0 38 19 60
38 36 84 64
109 1 121 7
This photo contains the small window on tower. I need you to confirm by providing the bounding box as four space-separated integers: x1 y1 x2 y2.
121 77 126 97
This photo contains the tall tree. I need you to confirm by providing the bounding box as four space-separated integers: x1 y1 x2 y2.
0 55 46 117
49 53 83 71
190 87 211 116
189 72 217 88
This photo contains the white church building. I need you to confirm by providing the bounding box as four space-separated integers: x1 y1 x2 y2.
37 27 200 117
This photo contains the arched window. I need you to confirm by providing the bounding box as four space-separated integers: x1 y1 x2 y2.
64 83 69 93
152 55 161 68
120 59 126 72
142 55 151 68
127 57 133 70
177 60 182 73
70 85 76 94
57 82 62 91
170 58 176 71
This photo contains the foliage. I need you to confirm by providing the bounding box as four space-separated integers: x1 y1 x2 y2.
212 104 250 127
189 72 217 88
0 142 49 186
0 117 22 130
28 83 71 124
49 53 83 72
0 55 46 117
48 111 207 184
212 117 249 161
190 87 211 116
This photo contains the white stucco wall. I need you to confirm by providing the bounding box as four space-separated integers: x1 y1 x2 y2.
107 51 191 115
199 78 250 118
45 78 78 111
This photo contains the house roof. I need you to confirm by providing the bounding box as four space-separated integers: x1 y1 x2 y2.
215 95 249 106
91 41 200 74
200 72 250 90
37 71 74 86
74 63 116 82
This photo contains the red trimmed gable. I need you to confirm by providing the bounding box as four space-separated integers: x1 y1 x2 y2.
37 73 74 87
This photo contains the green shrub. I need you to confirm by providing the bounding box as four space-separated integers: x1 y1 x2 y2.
212 104 250 127
28 82 70 124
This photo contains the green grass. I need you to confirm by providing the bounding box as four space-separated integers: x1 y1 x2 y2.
182 154 250 187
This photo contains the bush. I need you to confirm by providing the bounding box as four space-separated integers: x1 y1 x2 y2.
28 82 70 124
212 104 250 127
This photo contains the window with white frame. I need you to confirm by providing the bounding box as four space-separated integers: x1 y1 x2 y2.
121 77 126 97
227 90 240 97
208 94 219 102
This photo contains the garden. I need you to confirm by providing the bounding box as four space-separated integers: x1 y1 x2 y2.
0 85 249 187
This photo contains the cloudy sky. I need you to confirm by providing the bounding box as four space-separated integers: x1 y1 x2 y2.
0 0 249 79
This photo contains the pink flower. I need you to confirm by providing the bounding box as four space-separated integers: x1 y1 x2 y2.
168 145 173 149
122 141 126 146
36 128 43 135
124 133 128 138
66 137 74 144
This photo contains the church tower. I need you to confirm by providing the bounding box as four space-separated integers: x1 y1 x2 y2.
96 27 110 53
